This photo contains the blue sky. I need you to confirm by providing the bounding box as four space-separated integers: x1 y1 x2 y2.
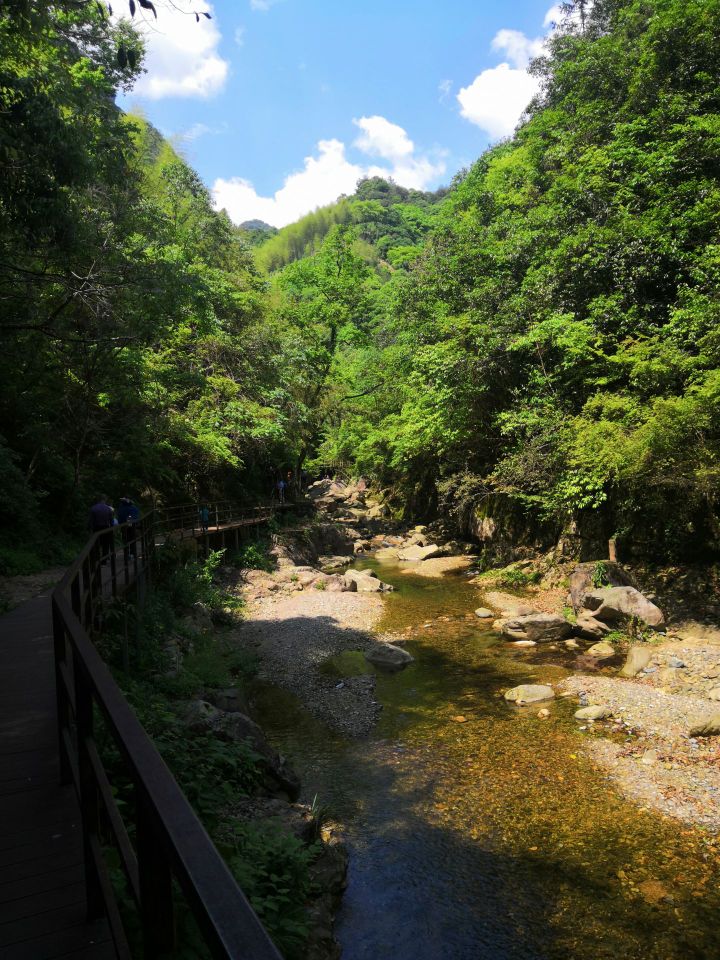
120 0 560 226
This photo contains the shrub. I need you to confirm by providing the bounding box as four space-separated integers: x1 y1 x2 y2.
222 822 319 959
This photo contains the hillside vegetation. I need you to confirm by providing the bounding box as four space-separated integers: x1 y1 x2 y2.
254 177 447 273
285 0 720 560
2 0 719 570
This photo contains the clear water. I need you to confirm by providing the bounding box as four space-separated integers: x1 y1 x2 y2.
252 559 720 960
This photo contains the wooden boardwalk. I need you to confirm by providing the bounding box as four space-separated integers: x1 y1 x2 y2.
0 589 115 960
0 502 308 958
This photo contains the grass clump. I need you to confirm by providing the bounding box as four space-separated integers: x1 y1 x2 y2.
496 568 541 589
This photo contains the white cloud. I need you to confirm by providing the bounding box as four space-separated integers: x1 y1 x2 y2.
491 28 544 69
234 25 246 47
127 2 228 100
352 115 413 161
438 78 452 102
457 64 540 139
250 0 279 10
213 117 446 228
181 121 227 141
457 5 558 139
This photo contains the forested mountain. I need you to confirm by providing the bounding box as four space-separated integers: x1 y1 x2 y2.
2 0 719 569
240 219 278 246
255 177 447 272
282 0 720 560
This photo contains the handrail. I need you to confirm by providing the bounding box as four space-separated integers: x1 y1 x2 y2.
50 500 306 959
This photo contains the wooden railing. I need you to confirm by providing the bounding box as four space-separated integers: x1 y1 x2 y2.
50 501 305 959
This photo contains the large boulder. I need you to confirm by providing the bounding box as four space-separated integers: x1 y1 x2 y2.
504 684 555 705
500 613 572 643
397 543 442 562
179 700 301 799
568 562 637 612
581 586 665 630
365 643 414 670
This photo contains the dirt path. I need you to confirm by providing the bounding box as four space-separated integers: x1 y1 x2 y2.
0 567 65 611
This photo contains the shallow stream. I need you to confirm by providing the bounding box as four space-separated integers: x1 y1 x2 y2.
253 559 720 959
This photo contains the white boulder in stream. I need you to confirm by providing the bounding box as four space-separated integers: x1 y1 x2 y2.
620 645 653 677
397 543 442 562
504 684 555 705
575 704 612 721
500 613 572 643
365 642 414 670
344 569 394 593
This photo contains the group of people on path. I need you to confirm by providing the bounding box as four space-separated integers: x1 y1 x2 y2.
272 468 310 503
89 494 140 561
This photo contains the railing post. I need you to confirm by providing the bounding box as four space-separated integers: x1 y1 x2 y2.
51 598 72 786
74 654 104 921
137 790 175 955
109 530 118 599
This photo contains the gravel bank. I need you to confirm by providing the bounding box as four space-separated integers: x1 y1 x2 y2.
560 673 720 831
235 590 384 736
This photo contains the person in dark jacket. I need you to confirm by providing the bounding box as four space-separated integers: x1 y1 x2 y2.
89 495 114 563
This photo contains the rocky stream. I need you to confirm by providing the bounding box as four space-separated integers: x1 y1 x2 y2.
227 481 720 960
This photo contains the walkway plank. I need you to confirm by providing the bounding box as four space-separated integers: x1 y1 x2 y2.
0 588 115 959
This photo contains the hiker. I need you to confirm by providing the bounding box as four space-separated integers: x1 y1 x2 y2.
117 496 140 554
89 495 114 563
276 478 286 503
199 504 210 533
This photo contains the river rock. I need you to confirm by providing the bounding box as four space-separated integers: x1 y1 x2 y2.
574 704 612 720
206 687 250 714
179 700 301 799
512 639 537 647
620 645 653 678
474 607 494 619
500 613 572 643
690 714 720 737
365 643 414 670
504 684 555 705
343 569 393 592
374 547 400 561
406 532 428 547
708 688 720 701
574 612 612 641
397 543 442 562
586 640 616 660
581 586 665 629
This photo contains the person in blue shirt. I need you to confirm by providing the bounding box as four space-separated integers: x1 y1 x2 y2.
117 497 140 554
199 504 210 532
